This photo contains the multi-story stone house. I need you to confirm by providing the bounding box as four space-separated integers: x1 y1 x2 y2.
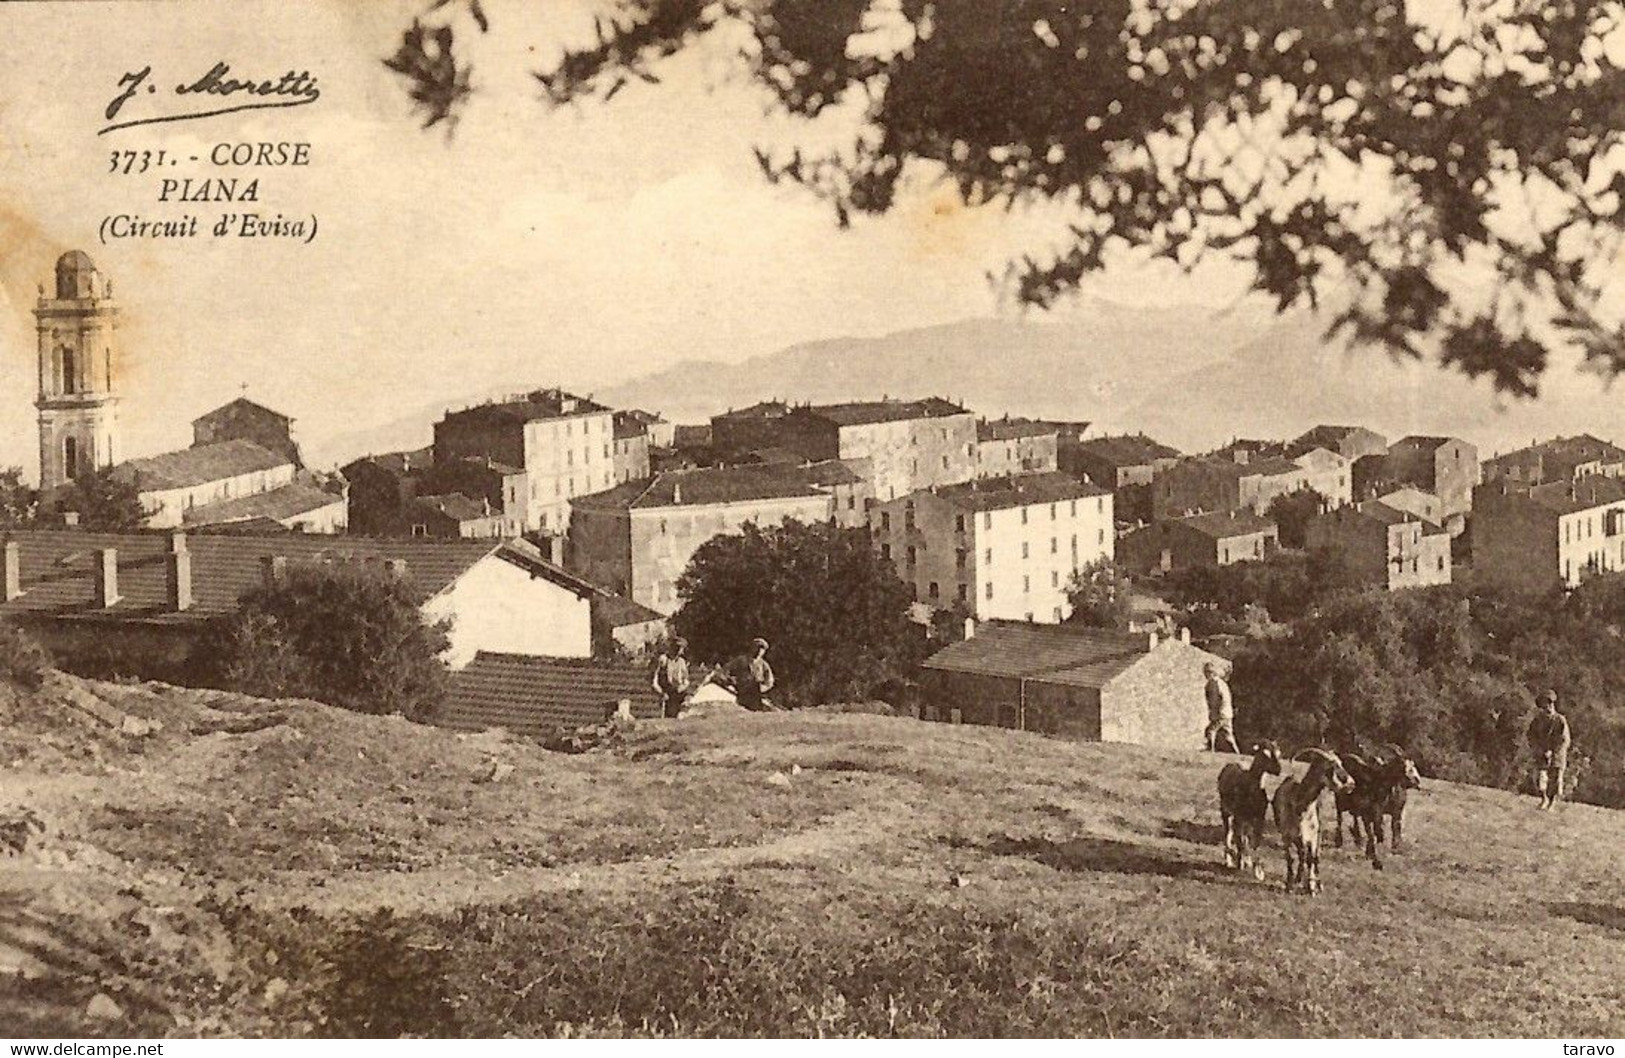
1061 434 1181 523
1152 449 1351 520
565 465 835 615
1483 435 1625 487
611 411 653 485
1289 425 1389 463
710 398 978 502
1384 435 1479 532
433 388 615 534
1305 500 1452 591
1473 475 1625 592
1119 511 1279 575
974 418 1059 478
868 472 1113 624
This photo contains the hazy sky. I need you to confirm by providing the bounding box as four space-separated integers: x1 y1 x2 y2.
0 0 1616 477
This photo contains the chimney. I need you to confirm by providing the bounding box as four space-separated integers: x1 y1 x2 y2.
548 533 565 566
62 511 79 527
673 482 683 505
1179 627 1190 644
385 558 408 579
3 540 20 602
1147 629 1161 650
166 533 192 612
963 617 976 640
261 555 287 590
94 547 119 608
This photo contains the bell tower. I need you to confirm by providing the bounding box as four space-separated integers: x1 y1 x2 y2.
35 250 120 491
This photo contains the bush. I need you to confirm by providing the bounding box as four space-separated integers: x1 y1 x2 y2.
673 520 925 707
213 562 450 721
0 621 51 691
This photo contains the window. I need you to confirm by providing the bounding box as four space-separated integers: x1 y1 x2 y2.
1051 570 1059 587
928 582 939 599
1071 534 1078 554
1070 500 1077 516
847 495 855 510
660 519 668 534
1050 537 1057 554
955 515 966 533
1021 508 1029 525
905 509 915 530
985 547 993 564
985 582 994 599
1437 556 1445 571
63 436 78 479
907 546 918 566
411 523 428 536
1021 542 1029 559
567 450 574 467
1049 503 1057 520
1098 529 1105 545
956 548 967 569
941 455 949 470
881 543 892 560
1023 575 1030 593
957 584 968 601
983 512 992 529
881 512 891 531
1097 497 1105 513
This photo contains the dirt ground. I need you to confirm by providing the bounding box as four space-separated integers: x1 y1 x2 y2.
2 672 1623 1037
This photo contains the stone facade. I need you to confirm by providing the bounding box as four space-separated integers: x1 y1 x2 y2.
1386 436 1479 529
35 251 120 492
1473 476 1625 592
1119 511 1279 574
192 398 302 468
1305 501 1452 591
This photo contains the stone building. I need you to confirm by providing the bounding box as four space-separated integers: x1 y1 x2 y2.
566 465 835 614
1289 425 1389 463
1473 475 1625 592
1119 510 1279 575
34 251 120 492
710 398 978 501
920 622 1222 749
433 388 615 534
974 418 1059 478
1483 435 1625 487
1061 434 1181 523
1304 500 1452 591
1384 435 1479 532
192 398 303 468
1152 449 1351 520
611 411 653 484
869 472 1113 624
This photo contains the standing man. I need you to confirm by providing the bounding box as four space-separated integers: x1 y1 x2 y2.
1204 662 1240 753
1527 689 1571 810
726 637 777 712
652 637 691 719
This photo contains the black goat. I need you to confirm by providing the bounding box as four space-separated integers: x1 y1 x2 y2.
1218 741 1283 881
1333 742 1423 869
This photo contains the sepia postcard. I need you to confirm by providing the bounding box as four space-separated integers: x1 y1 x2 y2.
1 0 1623 1043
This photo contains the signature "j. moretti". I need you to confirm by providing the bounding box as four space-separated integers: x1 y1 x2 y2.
102 63 321 135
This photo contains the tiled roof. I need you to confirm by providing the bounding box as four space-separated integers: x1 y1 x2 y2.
192 397 292 427
1489 434 1625 468
1393 435 1458 452
806 398 967 426
1238 457 1304 479
413 492 491 523
440 652 662 735
570 465 827 511
977 418 1059 442
443 388 609 424
1524 474 1625 515
1072 434 1181 467
115 440 289 492
183 481 343 528
795 458 868 487
713 400 790 423
1171 510 1277 539
0 529 498 623
613 411 653 440
344 447 434 478
931 472 1107 513
924 622 1195 690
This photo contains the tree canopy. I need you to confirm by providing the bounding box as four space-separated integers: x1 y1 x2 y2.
59 469 146 532
390 0 1625 396
672 519 925 706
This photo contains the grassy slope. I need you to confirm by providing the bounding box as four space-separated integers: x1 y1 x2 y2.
1 676 1623 1037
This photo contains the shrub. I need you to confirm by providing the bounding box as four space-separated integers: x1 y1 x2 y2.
214 562 450 720
0 620 50 691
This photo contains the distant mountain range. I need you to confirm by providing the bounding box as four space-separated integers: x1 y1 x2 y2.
315 297 1622 467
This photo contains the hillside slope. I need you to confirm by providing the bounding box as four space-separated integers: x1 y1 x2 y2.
1 674 1622 1037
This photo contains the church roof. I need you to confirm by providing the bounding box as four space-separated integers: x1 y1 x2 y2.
115 440 290 492
192 397 293 427
182 480 341 528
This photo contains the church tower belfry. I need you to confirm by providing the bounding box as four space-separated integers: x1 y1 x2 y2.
35 250 120 491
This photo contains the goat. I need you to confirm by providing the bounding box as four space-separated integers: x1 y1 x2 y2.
1334 742 1422 868
1217 740 1283 881
1270 748 1355 896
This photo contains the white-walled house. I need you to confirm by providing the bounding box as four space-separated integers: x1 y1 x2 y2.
870 471 1114 623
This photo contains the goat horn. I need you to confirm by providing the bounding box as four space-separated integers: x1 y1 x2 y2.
1383 742 1406 760
1292 748 1340 766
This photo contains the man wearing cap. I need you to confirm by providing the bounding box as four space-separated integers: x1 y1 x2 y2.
652 637 691 719
1204 662 1240 753
1527 689 1571 810
725 637 777 711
